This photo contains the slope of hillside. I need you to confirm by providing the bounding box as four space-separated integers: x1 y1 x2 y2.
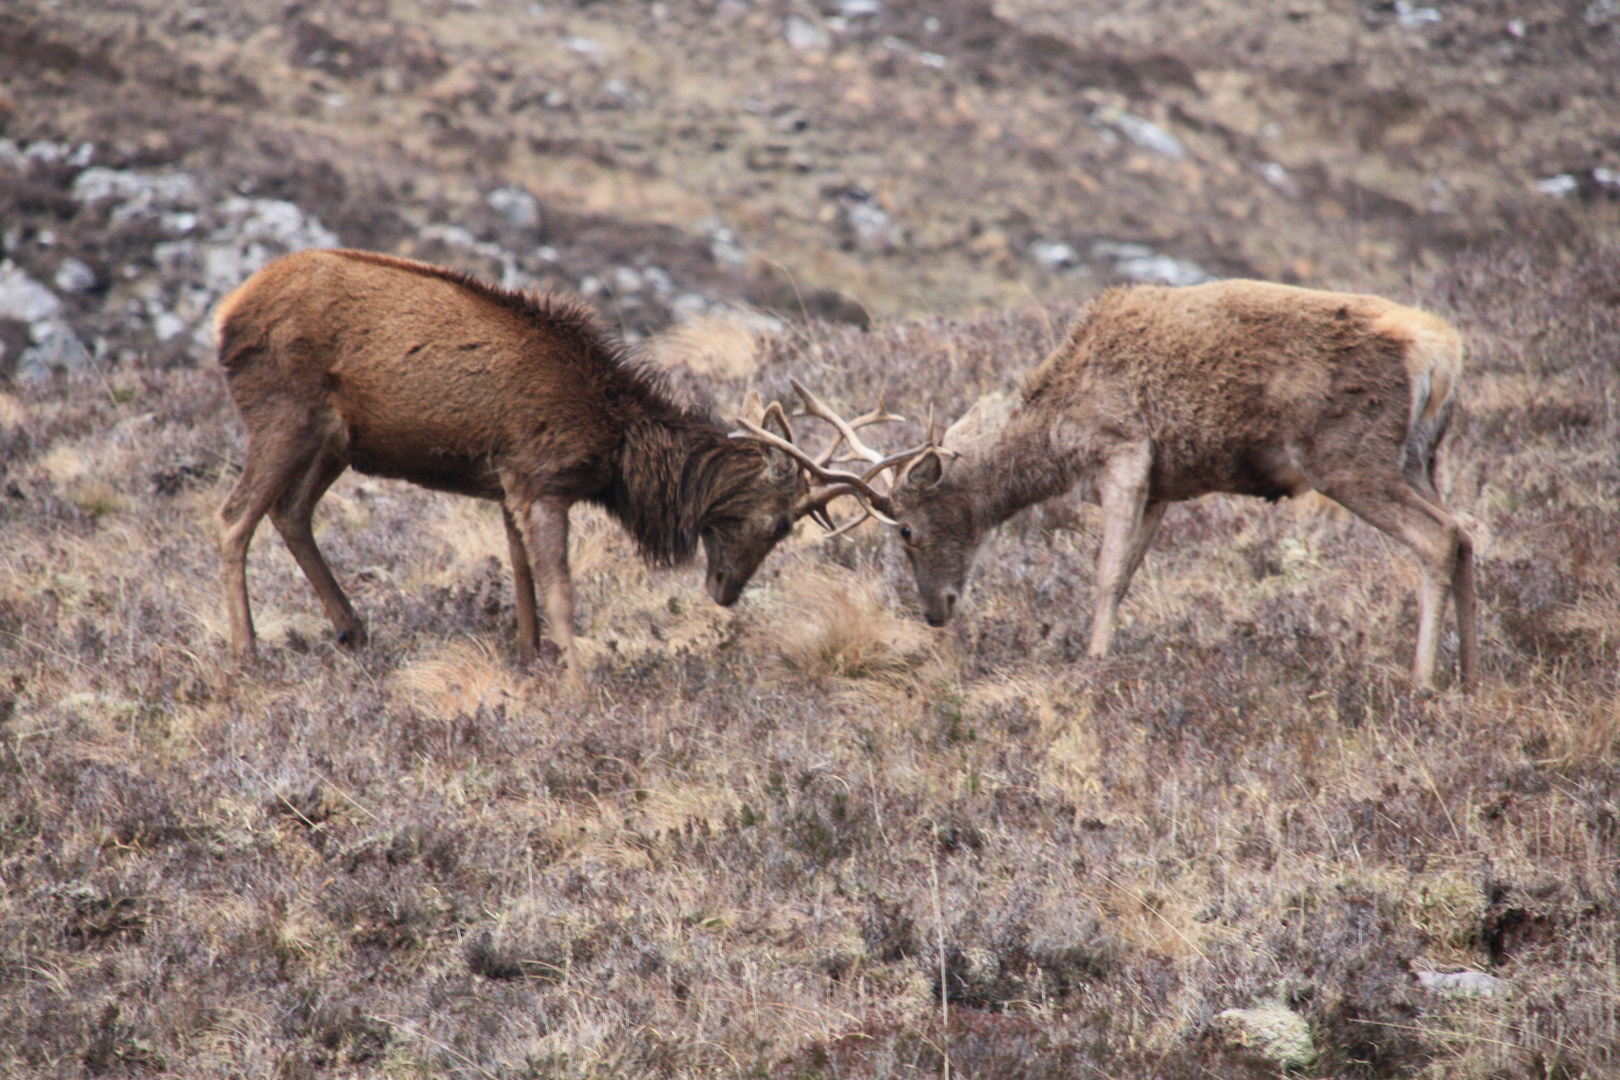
1 2 1618 1078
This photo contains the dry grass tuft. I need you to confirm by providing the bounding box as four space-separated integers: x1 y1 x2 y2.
391 638 524 718
765 569 936 685
647 311 765 379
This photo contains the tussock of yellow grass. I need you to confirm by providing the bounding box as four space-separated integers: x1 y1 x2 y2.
392 639 523 718
764 570 934 684
647 312 762 379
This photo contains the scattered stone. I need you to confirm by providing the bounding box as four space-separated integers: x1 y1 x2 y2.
1413 969 1510 997
1030 240 1080 270
839 0 882 14
1096 105 1186 160
485 186 542 230
1394 1 1442 28
0 262 95 380
71 167 203 217
54 258 97 294
1214 1004 1316 1070
784 15 831 52
670 293 711 322
700 221 749 270
611 266 644 295
1536 174 1578 197
640 266 673 299
0 261 63 323
1260 161 1299 198
1091 241 1214 286
839 189 902 253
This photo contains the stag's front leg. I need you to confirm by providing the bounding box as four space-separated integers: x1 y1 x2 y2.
507 493 578 675
1088 444 1154 658
501 506 542 664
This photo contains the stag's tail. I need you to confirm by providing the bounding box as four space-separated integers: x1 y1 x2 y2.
1375 305 1463 495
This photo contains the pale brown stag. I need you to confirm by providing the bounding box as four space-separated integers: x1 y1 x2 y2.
213 248 880 670
794 279 1480 691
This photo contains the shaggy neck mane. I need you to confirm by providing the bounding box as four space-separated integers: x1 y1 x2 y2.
603 418 763 566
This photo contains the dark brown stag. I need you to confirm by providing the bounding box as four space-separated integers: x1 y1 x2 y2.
213 248 880 671
785 280 1480 691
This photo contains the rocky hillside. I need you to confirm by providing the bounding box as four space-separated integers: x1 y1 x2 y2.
2 0 1618 381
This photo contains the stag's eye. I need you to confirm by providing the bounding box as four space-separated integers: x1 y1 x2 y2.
899 525 913 543
772 517 791 538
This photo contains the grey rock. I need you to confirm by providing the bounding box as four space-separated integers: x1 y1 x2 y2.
0 261 63 323
1536 174 1578 197
17 317 94 382
1214 1004 1315 1069
1030 240 1079 269
55 257 97 294
1097 106 1186 160
1115 254 1214 287
1091 242 1214 286
611 266 644 295
785 15 831 52
1413 969 1509 997
1394 1 1442 27
71 167 203 216
486 186 542 230
843 194 902 253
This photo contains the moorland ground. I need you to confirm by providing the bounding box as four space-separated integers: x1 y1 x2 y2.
2 1 1618 1077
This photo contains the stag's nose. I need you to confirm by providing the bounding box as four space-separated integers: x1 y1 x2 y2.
709 572 742 607
925 590 958 626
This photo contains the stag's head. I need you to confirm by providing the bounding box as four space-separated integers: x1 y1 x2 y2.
870 394 1009 625
887 448 985 626
698 435 802 607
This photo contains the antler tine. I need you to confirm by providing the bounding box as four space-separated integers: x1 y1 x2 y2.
731 415 898 523
789 378 904 466
757 398 796 445
820 505 872 540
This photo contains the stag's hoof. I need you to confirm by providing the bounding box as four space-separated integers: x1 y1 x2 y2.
335 623 369 649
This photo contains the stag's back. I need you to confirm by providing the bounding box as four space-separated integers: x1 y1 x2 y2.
215 249 656 499
1021 279 1461 500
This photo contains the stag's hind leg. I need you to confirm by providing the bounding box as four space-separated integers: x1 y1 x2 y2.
266 432 365 649
1317 472 1473 690
218 421 334 657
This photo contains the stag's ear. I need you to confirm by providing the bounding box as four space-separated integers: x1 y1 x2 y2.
904 450 945 490
757 402 803 485
762 403 792 442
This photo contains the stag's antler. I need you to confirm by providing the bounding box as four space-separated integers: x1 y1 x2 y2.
787 379 906 469
733 413 903 525
734 381 950 535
